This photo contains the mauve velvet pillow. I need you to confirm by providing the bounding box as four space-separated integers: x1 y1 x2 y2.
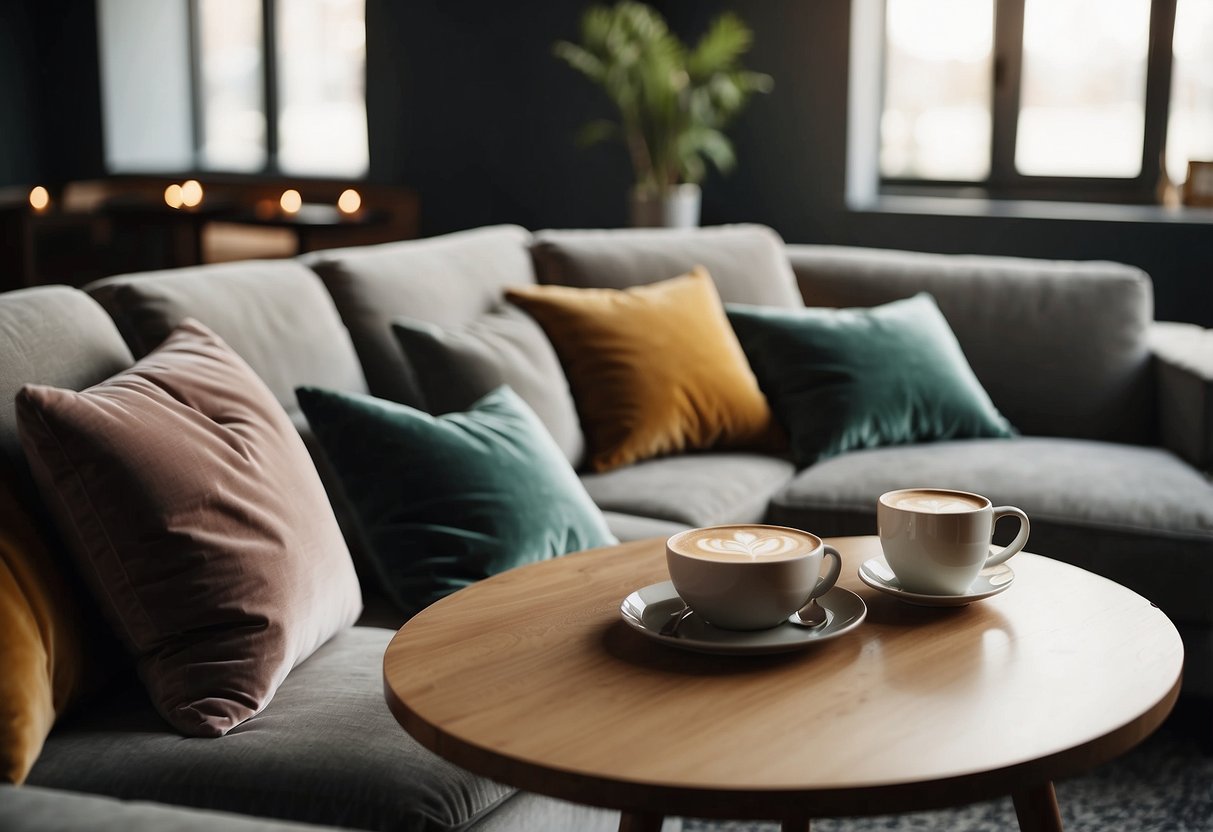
16 320 362 738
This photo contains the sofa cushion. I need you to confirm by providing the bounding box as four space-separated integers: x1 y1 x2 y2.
17 321 362 737
532 224 803 308
582 453 796 528
298 386 615 619
766 437 1213 624
785 245 1154 444
28 627 516 832
86 259 367 420
304 225 536 408
0 482 94 784
600 511 691 543
0 784 343 832
0 287 133 490
392 306 585 467
507 270 778 472
728 294 1014 467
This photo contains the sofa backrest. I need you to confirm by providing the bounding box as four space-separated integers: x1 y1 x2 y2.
0 287 134 498
532 224 803 308
303 224 536 408
86 260 367 422
787 244 1155 443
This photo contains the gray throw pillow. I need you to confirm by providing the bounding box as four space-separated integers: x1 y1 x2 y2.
392 307 585 467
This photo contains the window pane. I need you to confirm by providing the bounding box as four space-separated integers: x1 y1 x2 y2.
197 0 267 172
881 0 993 181
1166 0 1213 186
1016 0 1149 178
276 0 368 177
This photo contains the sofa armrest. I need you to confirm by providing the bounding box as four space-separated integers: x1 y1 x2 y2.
1151 321 1213 472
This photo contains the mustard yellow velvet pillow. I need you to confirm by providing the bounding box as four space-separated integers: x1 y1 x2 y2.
506 268 777 472
0 483 91 783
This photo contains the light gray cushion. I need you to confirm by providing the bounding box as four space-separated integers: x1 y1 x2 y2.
767 437 1213 625
305 225 536 408
467 793 620 832
0 785 336 832
600 511 690 543
0 286 133 489
28 627 514 832
393 307 585 467
86 260 367 420
785 245 1154 444
581 453 796 527
532 224 803 307
1151 321 1213 472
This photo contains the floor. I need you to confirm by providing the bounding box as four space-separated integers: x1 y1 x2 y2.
687 703 1213 831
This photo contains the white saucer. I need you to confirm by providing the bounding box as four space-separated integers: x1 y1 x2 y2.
858 556 1015 607
619 581 866 655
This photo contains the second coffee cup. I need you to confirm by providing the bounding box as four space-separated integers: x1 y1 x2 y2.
666 524 842 630
877 488 1030 596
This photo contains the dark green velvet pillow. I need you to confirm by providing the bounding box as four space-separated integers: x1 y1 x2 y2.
727 294 1014 468
296 385 616 618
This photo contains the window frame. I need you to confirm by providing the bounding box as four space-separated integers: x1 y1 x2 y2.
184 0 366 179
877 0 1180 204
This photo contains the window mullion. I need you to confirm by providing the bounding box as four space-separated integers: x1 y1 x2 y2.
186 0 204 171
262 0 279 174
1142 0 1178 189
989 0 1025 189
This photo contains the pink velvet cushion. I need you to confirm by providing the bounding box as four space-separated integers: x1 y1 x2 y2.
16 320 361 737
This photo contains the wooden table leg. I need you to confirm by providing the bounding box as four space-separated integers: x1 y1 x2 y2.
1012 782 1064 832
781 817 811 832
618 811 664 832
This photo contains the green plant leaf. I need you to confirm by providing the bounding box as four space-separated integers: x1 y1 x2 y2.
687 13 752 79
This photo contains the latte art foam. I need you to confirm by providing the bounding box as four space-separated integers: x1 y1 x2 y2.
889 489 985 514
671 525 816 563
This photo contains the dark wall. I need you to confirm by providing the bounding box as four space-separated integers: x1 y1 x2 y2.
0 0 104 188
2 0 1208 323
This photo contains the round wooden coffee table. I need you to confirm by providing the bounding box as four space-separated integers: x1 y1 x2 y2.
383 536 1182 831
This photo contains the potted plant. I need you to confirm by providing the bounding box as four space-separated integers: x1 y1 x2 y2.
554 2 773 227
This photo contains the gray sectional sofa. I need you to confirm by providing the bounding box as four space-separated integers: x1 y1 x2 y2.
2 223 1210 830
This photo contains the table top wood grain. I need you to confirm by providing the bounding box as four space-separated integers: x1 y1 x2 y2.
383 536 1183 820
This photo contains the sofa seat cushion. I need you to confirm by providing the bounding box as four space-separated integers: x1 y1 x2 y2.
27 627 515 832
600 511 690 543
767 437 1213 624
581 453 796 528
0 785 342 832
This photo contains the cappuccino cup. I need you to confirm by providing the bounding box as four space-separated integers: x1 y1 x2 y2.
666 524 842 630
877 488 1030 596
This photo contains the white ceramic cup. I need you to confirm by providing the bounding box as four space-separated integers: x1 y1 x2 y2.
666 524 842 631
877 488 1030 596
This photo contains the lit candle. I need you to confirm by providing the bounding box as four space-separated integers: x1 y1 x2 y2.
164 184 184 209
280 189 302 214
28 186 50 213
180 179 203 208
337 188 362 214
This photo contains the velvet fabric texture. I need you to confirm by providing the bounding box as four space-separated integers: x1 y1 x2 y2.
506 268 777 472
727 294 1014 467
392 306 586 467
296 385 616 618
16 320 362 738
0 483 92 783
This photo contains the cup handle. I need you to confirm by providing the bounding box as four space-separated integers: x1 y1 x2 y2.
809 545 843 599
984 507 1030 568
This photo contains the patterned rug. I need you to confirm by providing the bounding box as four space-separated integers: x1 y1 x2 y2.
685 713 1213 831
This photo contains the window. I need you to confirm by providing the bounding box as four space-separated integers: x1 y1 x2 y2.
99 0 367 177
868 0 1212 203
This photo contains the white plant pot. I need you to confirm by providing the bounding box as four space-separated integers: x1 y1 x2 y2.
629 183 701 228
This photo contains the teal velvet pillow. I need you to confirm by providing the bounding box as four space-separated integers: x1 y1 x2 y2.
296 385 617 617
727 294 1014 467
